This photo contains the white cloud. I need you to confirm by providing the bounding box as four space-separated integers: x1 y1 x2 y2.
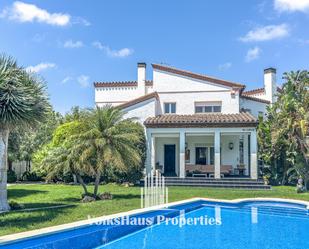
72 17 91 26
77 75 90 88
92 41 134 58
245 47 261 62
240 24 289 42
218 62 232 71
61 76 73 84
0 1 70 26
63 40 84 48
274 0 309 12
26 62 56 73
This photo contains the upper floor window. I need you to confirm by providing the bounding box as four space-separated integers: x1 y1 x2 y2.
195 102 222 113
164 103 176 114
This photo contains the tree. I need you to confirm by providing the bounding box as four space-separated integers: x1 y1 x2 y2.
259 71 309 189
0 55 49 211
77 106 143 198
8 110 62 172
41 120 90 193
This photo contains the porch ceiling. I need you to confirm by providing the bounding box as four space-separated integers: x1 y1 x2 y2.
144 112 258 128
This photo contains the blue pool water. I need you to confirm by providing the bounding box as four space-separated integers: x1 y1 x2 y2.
1 200 309 249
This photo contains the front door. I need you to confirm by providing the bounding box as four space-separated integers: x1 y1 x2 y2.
164 144 176 176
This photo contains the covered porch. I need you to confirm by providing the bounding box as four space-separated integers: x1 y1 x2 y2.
144 113 258 179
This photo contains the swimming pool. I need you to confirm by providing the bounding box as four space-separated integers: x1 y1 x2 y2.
1 198 309 249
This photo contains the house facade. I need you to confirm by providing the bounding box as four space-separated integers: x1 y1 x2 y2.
95 63 277 180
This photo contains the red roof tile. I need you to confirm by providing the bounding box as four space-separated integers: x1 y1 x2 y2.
243 87 265 95
144 112 257 128
243 86 282 95
152 64 245 89
240 95 270 104
94 80 153 87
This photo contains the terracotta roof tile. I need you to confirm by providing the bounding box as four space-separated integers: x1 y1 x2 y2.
144 112 258 128
243 86 282 95
117 92 158 109
94 80 153 87
152 64 245 89
243 87 265 95
240 95 270 104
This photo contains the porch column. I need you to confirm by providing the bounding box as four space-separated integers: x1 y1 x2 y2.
146 130 155 175
179 130 185 178
214 130 221 179
250 130 258 179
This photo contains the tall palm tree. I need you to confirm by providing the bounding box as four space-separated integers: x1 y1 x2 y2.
78 106 142 198
0 54 49 211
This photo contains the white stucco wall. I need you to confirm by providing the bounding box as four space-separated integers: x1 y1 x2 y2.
157 91 240 115
95 86 142 106
153 69 232 92
240 97 268 118
122 98 157 124
155 137 180 176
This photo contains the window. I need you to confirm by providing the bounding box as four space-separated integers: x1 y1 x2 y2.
164 103 176 114
195 102 222 113
209 147 214 165
195 147 208 165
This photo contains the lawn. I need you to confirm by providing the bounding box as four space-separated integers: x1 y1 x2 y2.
1 184 309 237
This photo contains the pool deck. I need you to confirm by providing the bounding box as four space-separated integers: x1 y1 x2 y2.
1 197 309 245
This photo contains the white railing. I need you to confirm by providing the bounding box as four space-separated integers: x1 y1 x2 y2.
141 171 168 208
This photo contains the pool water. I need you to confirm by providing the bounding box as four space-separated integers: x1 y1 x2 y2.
2 200 309 249
98 203 309 249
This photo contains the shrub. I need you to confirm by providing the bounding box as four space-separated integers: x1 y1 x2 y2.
22 171 42 181
7 170 17 183
9 201 24 210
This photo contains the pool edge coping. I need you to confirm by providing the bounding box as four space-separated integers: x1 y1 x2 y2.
1 197 308 245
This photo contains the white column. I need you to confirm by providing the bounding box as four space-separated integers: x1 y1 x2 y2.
146 130 155 175
179 130 185 178
250 130 258 179
214 130 221 179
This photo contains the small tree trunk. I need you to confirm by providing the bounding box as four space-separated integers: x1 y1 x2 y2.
93 173 101 198
281 160 287 185
0 129 10 211
72 174 77 184
76 174 88 196
8 160 12 171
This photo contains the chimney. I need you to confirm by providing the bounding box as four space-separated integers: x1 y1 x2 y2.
137 62 146 95
264 68 277 104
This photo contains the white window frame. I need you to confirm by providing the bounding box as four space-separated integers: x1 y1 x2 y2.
194 101 222 113
164 102 176 114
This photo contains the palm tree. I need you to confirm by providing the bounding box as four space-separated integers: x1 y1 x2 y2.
42 120 90 195
42 146 90 195
78 106 142 198
0 54 49 211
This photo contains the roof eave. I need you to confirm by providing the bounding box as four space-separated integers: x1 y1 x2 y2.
144 122 258 128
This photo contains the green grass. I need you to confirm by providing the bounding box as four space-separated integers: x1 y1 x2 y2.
1 184 309 236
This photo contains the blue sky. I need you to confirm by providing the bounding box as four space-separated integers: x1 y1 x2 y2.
1 0 309 113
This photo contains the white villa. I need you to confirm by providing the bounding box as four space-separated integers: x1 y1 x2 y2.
94 63 278 180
